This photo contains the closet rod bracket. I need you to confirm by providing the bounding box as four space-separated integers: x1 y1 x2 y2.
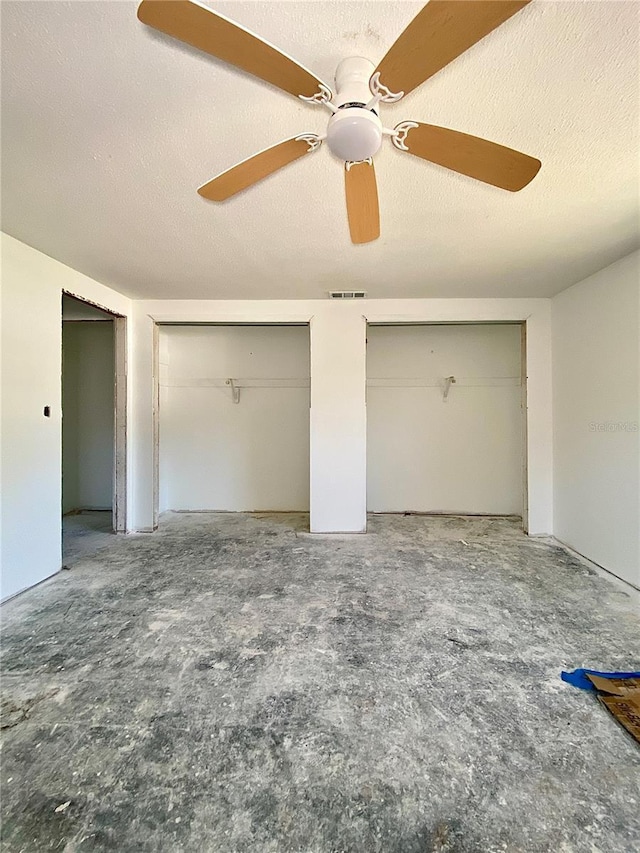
225 378 240 404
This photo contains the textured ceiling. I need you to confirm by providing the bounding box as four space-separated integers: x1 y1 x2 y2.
2 1 639 300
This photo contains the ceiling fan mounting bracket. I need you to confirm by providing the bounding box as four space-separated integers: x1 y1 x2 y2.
369 72 404 104
392 121 419 151
295 134 324 153
345 158 373 171
299 84 336 111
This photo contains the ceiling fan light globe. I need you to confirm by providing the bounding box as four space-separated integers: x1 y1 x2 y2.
326 108 382 162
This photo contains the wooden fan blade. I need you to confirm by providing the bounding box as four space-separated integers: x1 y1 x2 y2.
374 1 531 98
198 137 319 201
137 0 330 100
396 122 541 191
345 161 380 244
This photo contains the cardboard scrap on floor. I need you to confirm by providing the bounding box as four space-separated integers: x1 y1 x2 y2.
561 668 640 745
586 674 640 745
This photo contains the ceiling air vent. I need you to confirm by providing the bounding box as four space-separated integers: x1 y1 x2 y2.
329 290 367 299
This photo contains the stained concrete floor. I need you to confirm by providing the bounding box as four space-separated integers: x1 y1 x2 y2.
1 512 639 853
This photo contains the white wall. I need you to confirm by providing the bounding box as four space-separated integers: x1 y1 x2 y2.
0 233 131 601
553 250 640 588
159 325 310 511
131 299 552 535
62 321 114 513
367 324 523 514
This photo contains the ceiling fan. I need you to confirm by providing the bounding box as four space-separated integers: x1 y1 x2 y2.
137 0 541 244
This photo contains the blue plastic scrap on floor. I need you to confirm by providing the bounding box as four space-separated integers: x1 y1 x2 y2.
561 668 640 691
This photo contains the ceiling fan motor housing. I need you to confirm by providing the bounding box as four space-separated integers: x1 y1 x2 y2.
326 57 382 162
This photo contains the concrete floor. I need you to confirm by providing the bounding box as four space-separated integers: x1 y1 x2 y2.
1 512 639 853
62 512 114 565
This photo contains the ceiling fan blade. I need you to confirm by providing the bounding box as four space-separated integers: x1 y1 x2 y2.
198 136 320 201
374 1 531 98
394 122 541 191
137 0 330 100
345 161 380 244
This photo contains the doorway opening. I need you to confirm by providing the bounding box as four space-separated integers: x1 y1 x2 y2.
366 322 528 530
61 294 127 563
156 323 311 528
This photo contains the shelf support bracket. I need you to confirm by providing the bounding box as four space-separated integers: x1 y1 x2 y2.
226 378 240 404
442 375 456 402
